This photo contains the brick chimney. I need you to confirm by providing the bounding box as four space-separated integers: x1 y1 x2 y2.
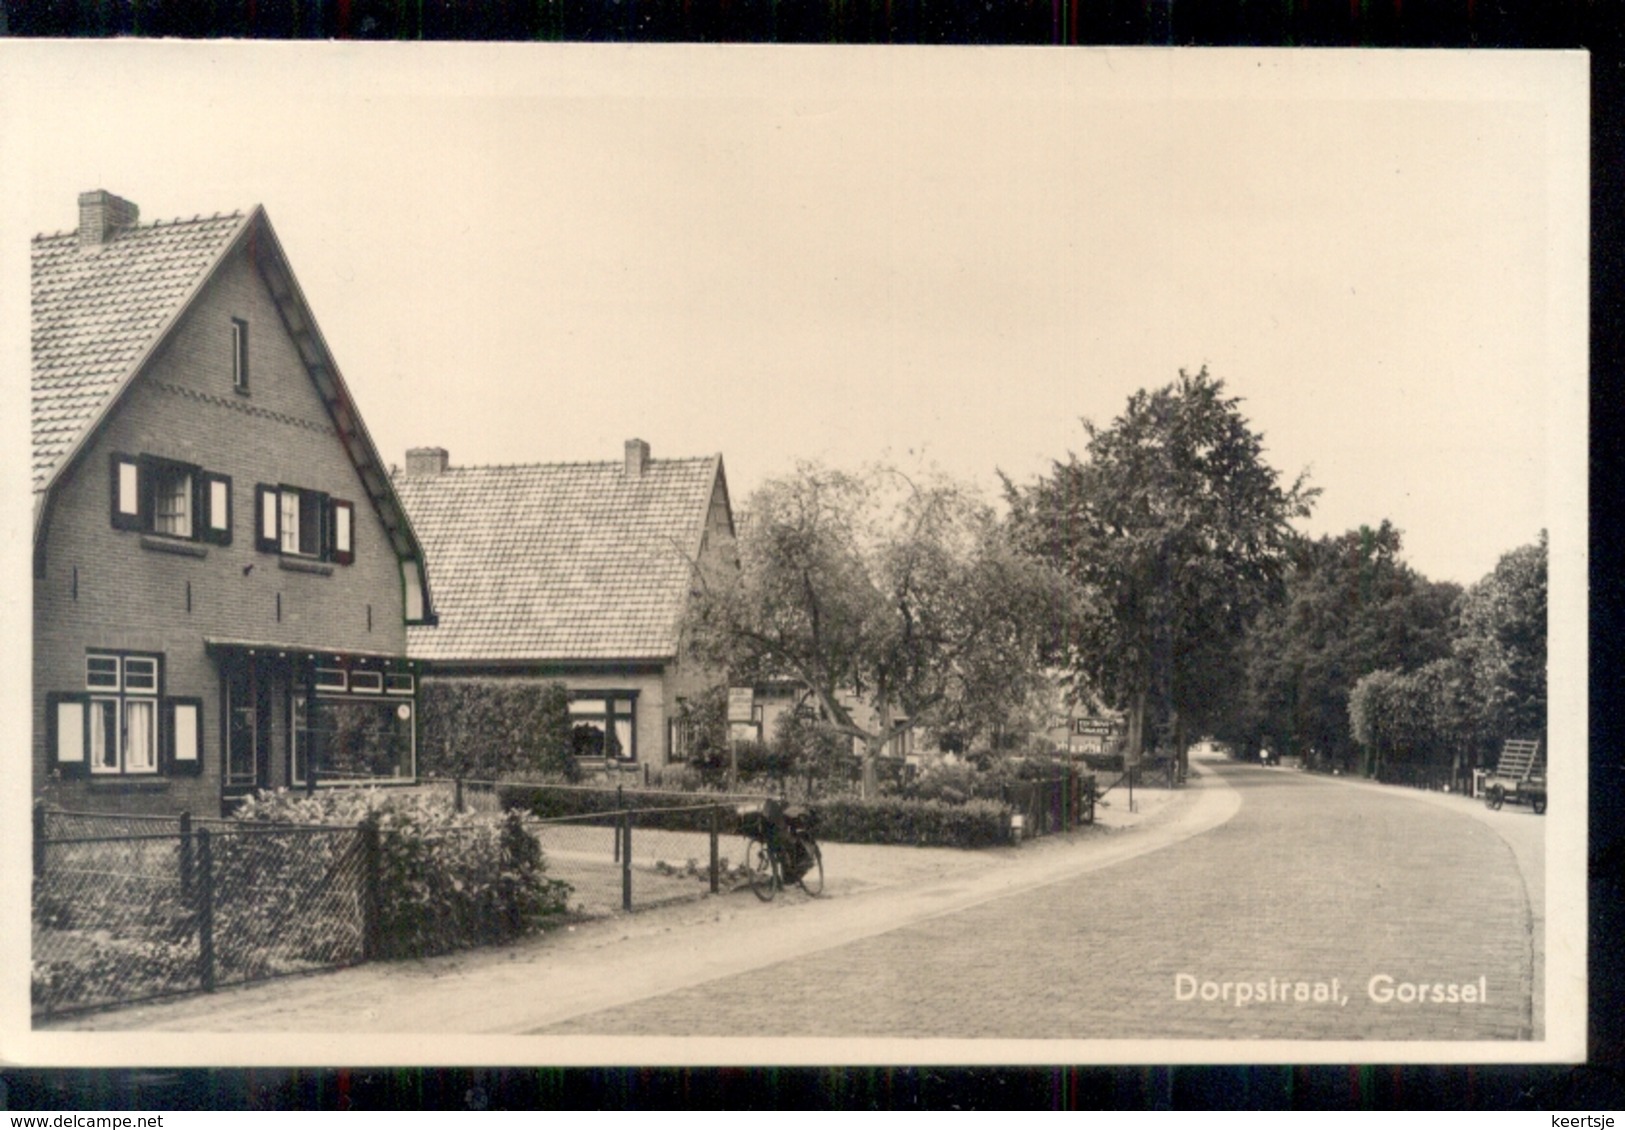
624 438 650 478
405 447 450 475
78 190 139 248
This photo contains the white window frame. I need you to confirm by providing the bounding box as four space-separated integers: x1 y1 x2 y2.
258 484 336 561
152 463 194 538
84 653 161 776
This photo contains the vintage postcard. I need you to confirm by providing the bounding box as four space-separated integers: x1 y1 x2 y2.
0 43 1587 1067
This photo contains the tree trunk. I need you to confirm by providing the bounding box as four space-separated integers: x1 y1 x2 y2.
1173 714 1188 781
860 735 885 799
1126 686 1148 767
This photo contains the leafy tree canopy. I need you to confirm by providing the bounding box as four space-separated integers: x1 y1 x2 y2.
685 462 1078 795
1453 531 1548 742
1004 367 1315 763
1236 521 1461 768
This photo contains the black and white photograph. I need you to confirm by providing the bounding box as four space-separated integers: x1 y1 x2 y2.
0 43 1587 1067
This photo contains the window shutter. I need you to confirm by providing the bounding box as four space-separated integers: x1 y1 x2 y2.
313 491 331 560
135 454 157 530
203 474 233 545
256 485 279 552
109 454 142 531
330 499 355 565
46 693 89 777
164 698 204 776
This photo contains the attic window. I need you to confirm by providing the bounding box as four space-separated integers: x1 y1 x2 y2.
110 453 231 545
232 319 249 393
255 484 353 565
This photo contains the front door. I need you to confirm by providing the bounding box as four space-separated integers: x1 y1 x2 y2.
223 657 273 801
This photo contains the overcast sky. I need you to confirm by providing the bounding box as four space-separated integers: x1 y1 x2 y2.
1 45 1586 586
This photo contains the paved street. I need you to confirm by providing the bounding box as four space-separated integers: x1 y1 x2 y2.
541 757 1542 1041
53 755 1543 1043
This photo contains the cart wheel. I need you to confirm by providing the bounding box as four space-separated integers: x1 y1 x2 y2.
1531 795 1547 815
1485 785 1505 810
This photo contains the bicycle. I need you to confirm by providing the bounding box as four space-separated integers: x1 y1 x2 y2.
737 799 823 901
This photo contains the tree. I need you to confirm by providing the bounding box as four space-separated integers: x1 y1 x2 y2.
1345 533 1545 785
1348 658 1474 784
1454 532 1548 747
684 463 1076 797
1238 522 1460 772
1004 368 1316 776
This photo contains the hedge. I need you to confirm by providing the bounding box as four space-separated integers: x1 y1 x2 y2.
497 782 763 834
812 795 1013 849
496 783 1015 847
417 679 577 781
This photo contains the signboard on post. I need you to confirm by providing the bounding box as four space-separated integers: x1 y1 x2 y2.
727 687 754 724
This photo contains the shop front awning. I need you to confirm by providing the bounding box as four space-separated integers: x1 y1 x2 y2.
202 637 419 668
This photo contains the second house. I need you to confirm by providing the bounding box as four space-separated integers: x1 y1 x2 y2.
394 440 735 777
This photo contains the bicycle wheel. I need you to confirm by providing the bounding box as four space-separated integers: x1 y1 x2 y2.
797 839 824 897
746 836 779 901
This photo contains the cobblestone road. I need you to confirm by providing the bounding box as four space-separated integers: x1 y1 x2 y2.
542 758 1541 1041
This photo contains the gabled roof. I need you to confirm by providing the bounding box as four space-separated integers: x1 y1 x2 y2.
395 456 726 662
32 212 249 493
30 198 429 583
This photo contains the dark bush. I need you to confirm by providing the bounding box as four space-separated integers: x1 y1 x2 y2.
418 679 578 781
814 795 1012 848
497 782 752 834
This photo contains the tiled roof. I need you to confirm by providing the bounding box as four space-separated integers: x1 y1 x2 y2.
31 213 250 493
397 458 721 662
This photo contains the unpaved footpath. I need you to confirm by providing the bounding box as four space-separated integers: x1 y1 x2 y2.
54 772 1231 1034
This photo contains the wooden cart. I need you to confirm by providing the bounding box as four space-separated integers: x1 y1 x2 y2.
1481 738 1546 814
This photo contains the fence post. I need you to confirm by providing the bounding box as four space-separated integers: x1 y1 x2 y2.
709 805 721 894
179 810 193 898
361 820 382 962
32 799 45 879
620 811 633 912
196 827 215 993
455 776 465 814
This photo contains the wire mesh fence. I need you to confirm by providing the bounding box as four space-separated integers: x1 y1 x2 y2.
31 813 371 1019
206 825 367 987
32 797 744 1019
31 829 199 1018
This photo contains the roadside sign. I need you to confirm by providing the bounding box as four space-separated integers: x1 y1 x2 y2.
1073 717 1118 736
728 687 754 723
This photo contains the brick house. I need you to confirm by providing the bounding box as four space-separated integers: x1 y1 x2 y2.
393 440 735 774
32 190 436 816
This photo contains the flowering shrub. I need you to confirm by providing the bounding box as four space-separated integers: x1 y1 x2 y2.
235 789 572 959
896 763 982 805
